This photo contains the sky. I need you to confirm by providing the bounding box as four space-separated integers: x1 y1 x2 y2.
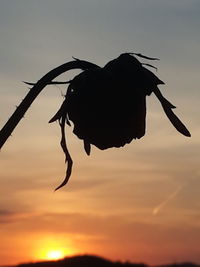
0 0 200 265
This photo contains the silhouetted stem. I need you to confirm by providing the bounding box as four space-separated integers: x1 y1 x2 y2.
0 60 98 149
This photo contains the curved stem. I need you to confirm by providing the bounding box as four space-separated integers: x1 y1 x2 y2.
0 60 99 149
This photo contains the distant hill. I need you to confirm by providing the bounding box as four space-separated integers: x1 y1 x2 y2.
15 255 148 267
7 255 200 267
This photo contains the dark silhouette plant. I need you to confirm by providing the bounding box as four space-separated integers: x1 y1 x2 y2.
0 53 191 190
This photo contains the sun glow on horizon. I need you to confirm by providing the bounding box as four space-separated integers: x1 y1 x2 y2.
38 246 72 261
35 236 75 262
46 250 64 260
38 247 69 261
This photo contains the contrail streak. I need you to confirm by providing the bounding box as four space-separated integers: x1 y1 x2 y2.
153 184 185 215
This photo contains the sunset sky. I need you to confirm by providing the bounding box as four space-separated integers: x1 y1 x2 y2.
0 0 200 265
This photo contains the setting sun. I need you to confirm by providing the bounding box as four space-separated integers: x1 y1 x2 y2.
46 250 64 260
34 236 76 262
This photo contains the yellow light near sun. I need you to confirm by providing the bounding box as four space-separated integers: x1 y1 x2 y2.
39 247 71 261
46 250 64 260
35 237 74 261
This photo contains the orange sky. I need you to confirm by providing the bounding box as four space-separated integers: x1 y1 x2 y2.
1 1 200 266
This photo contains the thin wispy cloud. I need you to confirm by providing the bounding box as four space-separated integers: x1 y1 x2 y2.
153 184 186 215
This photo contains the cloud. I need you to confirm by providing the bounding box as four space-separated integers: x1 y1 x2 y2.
0 210 12 223
0 210 19 223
